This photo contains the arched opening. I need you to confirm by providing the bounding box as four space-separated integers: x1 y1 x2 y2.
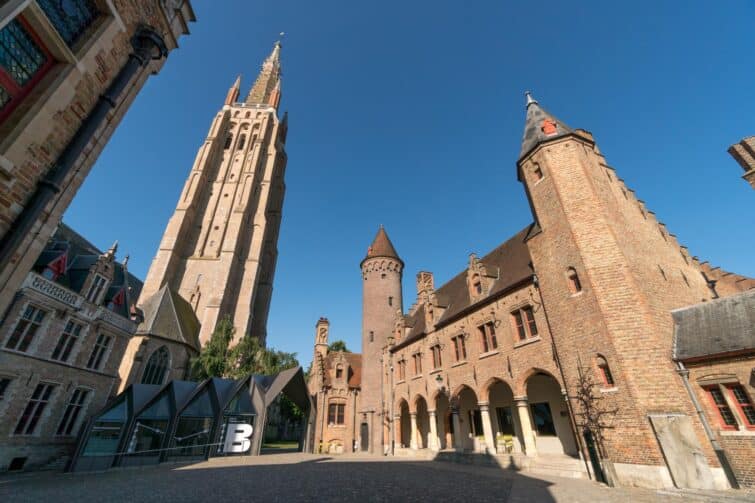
398 400 411 448
237 134 246 150
141 346 170 385
453 385 481 452
525 372 578 456
595 355 615 387
434 392 451 450
414 396 430 449
487 379 523 454
567 267 582 294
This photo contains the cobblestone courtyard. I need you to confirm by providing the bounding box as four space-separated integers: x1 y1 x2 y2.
1 453 753 503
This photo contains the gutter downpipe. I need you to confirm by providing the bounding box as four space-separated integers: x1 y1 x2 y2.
0 27 168 274
675 361 739 489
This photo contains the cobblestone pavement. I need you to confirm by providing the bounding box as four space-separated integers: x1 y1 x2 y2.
1 453 753 503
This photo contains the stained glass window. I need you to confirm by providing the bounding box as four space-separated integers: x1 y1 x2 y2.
0 19 47 86
37 0 99 47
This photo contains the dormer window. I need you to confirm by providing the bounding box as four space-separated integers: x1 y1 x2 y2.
335 365 343 379
86 274 108 303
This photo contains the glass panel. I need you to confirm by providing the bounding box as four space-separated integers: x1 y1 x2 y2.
138 393 171 420
37 0 99 47
496 407 515 435
225 384 253 416
181 388 215 418
171 417 213 457
128 419 169 456
530 402 556 436
0 20 47 86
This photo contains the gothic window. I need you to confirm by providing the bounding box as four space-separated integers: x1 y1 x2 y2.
567 267 582 294
431 344 442 369
512 306 538 341
596 355 615 387
237 134 246 150
223 133 233 150
0 18 55 123
51 320 83 362
477 321 497 353
451 335 466 362
14 382 55 435
328 402 345 425
86 333 112 370
5 305 47 352
37 0 99 47
56 388 89 436
141 346 170 385
412 353 422 375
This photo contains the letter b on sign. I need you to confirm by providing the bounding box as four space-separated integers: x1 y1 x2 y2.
224 423 253 453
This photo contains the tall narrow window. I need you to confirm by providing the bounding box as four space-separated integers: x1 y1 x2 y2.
237 134 246 150
412 353 422 375
596 356 615 386
223 133 233 150
5 305 46 352
477 322 497 353
533 164 543 181
0 18 55 123
451 335 467 362
388 296 393 306
567 267 582 294
431 344 442 369
472 274 482 295
51 320 83 362
86 274 107 303
335 365 343 379
512 306 538 341
14 383 55 435
0 377 11 401
141 346 169 385
56 388 89 436
86 334 112 370
397 359 406 381
328 403 345 425
37 0 99 47
705 386 738 430
727 384 755 429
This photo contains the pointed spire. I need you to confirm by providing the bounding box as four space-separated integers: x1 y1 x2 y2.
225 75 241 105
519 91 574 159
106 240 118 257
246 40 282 106
365 226 401 261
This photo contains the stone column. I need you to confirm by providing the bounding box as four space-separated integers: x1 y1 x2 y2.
428 410 440 451
409 412 418 449
515 396 537 456
479 402 496 455
452 409 463 451
393 414 401 449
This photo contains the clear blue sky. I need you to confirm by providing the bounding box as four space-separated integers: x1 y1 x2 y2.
64 0 755 365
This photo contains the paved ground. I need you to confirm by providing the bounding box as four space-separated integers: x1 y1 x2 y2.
1 453 753 503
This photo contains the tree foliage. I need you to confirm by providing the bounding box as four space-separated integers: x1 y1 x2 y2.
189 316 234 380
328 340 350 353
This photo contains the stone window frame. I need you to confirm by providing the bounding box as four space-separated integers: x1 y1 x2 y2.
430 344 442 369
327 400 346 426
411 351 422 376
510 305 538 342
476 320 498 354
54 385 93 437
450 333 467 363
85 331 112 371
4 301 49 353
85 272 108 304
13 380 58 436
50 317 85 363
396 358 407 382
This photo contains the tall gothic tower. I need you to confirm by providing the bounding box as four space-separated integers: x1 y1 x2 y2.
138 41 288 346
360 226 403 453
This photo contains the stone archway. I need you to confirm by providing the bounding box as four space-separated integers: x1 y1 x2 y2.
525 372 578 456
414 396 430 449
453 385 481 452
434 392 451 450
486 379 523 454
398 400 411 448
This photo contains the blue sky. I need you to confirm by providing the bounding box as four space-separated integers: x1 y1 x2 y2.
64 0 754 364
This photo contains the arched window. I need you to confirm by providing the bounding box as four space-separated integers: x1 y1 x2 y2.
567 267 582 294
223 133 233 150
141 346 170 385
237 134 246 150
596 355 614 387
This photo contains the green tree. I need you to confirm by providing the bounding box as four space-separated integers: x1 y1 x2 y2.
189 316 235 379
226 336 299 378
328 340 350 353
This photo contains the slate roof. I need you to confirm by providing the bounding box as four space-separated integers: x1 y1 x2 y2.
322 351 362 388
363 226 401 263
519 93 576 160
137 285 201 352
394 224 535 350
672 289 755 361
32 222 142 319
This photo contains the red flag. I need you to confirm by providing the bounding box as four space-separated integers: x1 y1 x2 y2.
46 250 67 280
110 288 125 309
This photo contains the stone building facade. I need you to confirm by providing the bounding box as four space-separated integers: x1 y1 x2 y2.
308 94 754 491
0 0 195 325
135 41 288 348
728 136 755 189
0 223 142 471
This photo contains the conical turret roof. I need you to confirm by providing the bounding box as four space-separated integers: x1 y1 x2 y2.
364 226 400 261
519 92 574 159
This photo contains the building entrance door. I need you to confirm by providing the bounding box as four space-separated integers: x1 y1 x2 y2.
360 423 369 452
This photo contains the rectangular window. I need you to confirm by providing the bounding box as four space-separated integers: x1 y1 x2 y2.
5 305 46 352
512 306 538 341
397 360 406 381
328 403 345 425
478 321 497 353
529 402 556 436
412 353 422 375
705 386 738 430
451 335 466 362
14 382 55 435
0 18 55 123
0 377 11 401
86 274 107 303
431 345 442 369
51 320 83 362
86 333 112 370
37 0 99 48
727 384 755 428
56 388 89 436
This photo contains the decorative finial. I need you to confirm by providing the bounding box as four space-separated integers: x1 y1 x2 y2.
525 90 538 107
123 254 130 267
107 240 118 256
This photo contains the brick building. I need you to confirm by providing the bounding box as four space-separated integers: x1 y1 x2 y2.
0 223 141 471
308 93 754 490
728 136 755 189
0 0 195 325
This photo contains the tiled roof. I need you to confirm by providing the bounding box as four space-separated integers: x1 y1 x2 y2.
519 93 575 160
322 351 362 388
137 285 201 352
364 226 400 262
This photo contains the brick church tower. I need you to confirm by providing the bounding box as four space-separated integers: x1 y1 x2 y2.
138 41 288 346
519 93 728 487
360 227 403 453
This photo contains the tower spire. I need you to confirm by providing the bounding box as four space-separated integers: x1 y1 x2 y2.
225 75 241 105
246 40 282 106
519 91 574 160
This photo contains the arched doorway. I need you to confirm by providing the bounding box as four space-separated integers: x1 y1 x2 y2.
487 379 522 454
525 372 578 456
398 400 411 448
434 392 451 450
453 386 481 452
414 396 430 449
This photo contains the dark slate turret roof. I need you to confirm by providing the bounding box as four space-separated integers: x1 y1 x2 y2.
519 92 575 160
364 226 401 262
137 285 201 352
